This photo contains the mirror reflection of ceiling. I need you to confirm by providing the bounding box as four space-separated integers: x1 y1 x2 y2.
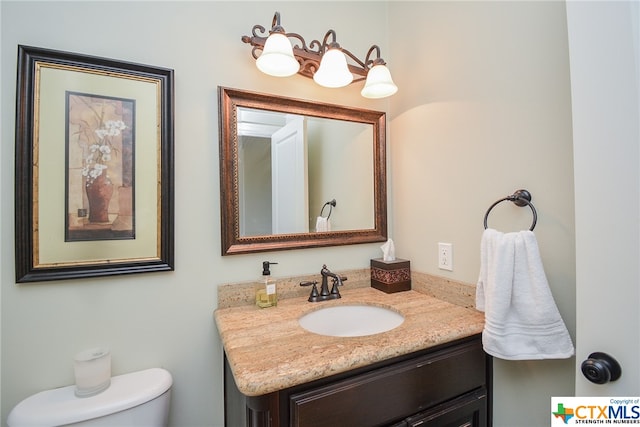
237 107 374 237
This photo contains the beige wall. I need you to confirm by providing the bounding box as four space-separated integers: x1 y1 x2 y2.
1 1 577 427
308 119 375 231
389 2 576 426
0 2 390 426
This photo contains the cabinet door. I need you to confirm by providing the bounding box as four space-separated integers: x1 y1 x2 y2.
404 388 488 427
289 340 486 427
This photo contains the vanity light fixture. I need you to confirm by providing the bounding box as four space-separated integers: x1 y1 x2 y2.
242 12 398 99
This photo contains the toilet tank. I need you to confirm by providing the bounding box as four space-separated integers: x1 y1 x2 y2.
7 368 172 427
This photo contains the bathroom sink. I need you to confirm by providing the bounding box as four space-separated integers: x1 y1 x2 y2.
298 304 404 337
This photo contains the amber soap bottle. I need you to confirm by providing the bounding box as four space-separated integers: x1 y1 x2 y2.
256 261 278 308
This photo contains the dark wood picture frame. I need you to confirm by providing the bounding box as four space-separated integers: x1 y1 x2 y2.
15 45 174 282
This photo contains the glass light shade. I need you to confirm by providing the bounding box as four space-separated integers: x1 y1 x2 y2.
361 64 398 99
256 33 300 77
313 48 354 88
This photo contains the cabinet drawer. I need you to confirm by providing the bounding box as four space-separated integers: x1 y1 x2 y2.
290 340 486 427
403 388 488 427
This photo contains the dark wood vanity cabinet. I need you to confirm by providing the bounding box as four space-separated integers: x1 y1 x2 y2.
224 334 491 427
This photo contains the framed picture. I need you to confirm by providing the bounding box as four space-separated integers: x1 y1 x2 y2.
15 45 174 282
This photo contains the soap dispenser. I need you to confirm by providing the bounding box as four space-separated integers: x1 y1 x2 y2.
256 261 278 308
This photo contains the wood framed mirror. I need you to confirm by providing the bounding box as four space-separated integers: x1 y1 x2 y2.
218 87 387 255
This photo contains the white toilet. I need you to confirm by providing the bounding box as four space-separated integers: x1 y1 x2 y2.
7 368 172 427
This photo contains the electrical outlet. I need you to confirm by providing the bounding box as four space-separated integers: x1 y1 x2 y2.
438 243 453 271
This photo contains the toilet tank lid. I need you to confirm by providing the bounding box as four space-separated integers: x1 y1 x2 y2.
7 368 172 427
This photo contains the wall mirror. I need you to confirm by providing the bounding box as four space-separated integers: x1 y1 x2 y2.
218 87 387 255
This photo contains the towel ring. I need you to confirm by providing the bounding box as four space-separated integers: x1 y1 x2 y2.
483 189 537 231
320 199 336 219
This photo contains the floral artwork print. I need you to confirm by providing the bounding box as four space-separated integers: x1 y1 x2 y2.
65 92 135 241
83 119 126 184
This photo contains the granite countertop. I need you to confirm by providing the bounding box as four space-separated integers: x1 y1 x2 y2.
214 287 485 397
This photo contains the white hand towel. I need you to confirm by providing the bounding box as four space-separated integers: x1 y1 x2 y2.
476 228 574 360
315 216 330 232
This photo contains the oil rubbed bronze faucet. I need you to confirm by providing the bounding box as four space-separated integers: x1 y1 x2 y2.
300 264 347 302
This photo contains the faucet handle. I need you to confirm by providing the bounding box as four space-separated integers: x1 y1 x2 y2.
330 276 346 297
300 281 320 302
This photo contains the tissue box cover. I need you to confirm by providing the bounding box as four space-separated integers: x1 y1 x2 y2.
371 258 411 293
